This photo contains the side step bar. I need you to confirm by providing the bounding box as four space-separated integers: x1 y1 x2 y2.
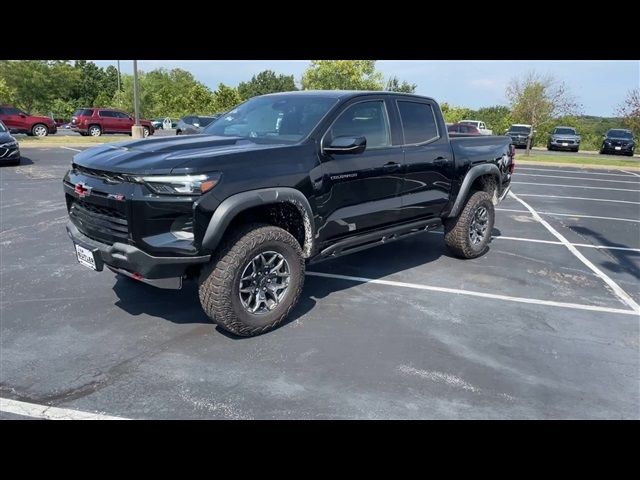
313 218 442 263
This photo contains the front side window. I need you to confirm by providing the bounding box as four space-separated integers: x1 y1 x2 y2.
115 112 130 119
397 101 439 145
203 94 338 143
327 100 391 149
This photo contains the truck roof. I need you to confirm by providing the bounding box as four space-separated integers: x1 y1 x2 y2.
263 90 436 102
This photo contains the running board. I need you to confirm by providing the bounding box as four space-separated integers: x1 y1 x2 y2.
313 218 442 262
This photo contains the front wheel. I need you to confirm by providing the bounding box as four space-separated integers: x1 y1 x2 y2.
444 191 495 259
199 224 305 337
32 124 49 137
142 126 150 137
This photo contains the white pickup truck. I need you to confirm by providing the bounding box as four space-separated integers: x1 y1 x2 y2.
459 120 493 136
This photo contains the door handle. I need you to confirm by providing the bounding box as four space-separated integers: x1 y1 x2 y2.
433 156 448 166
382 162 401 172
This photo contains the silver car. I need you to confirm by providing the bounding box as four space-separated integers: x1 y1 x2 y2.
547 126 580 152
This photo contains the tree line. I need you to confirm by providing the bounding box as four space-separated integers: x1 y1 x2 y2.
0 60 637 153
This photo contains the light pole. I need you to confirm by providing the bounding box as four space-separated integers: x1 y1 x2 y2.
117 60 121 92
131 60 144 138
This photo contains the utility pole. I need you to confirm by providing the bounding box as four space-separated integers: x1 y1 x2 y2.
131 60 144 138
117 60 121 91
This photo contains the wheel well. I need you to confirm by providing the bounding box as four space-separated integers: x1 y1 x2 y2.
226 202 307 253
31 123 47 131
89 124 101 131
469 174 498 196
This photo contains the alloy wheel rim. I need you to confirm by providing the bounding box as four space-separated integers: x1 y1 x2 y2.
90 127 100 136
238 251 290 315
34 126 47 136
469 206 489 245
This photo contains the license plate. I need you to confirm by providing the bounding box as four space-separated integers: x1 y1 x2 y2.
615 146 622 150
562 143 568 146
75 244 97 270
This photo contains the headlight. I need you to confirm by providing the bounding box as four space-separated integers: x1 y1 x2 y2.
135 172 221 195
1 141 18 148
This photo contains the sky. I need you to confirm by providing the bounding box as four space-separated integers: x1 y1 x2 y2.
92 60 639 117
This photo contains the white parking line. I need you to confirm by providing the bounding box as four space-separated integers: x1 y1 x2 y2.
497 208 640 223
59 146 82 153
508 192 640 313
620 170 640 178
517 167 638 178
306 272 638 316
0 397 128 420
512 182 640 192
513 194 640 205
516 173 640 184
427 231 640 253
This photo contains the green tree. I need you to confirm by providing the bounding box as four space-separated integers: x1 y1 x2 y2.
506 71 581 155
616 88 640 138
301 60 384 91
440 102 473 124
72 60 109 108
385 76 417 93
0 60 78 114
0 77 16 104
238 70 297 100
475 106 512 136
212 84 241 113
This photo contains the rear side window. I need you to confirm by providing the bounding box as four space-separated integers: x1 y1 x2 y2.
74 109 93 116
397 101 439 145
1 107 21 115
99 110 115 118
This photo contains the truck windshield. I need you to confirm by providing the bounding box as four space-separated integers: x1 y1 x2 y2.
607 130 632 139
203 95 338 143
509 126 531 133
554 128 576 135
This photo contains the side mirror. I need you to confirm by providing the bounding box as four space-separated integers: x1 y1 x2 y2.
324 136 367 155
193 123 200 128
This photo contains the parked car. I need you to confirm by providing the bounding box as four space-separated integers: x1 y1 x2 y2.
506 124 534 148
0 120 20 165
151 118 164 129
176 115 220 135
547 126 580 152
448 123 481 135
459 120 493 135
599 129 636 156
0 106 58 137
63 91 514 337
70 108 155 137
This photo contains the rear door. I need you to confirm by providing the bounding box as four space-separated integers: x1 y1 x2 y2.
0 107 25 132
394 98 454 222
316 97 404 242
98 110 118 132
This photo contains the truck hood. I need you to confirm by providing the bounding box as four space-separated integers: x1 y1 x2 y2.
71 135 293 175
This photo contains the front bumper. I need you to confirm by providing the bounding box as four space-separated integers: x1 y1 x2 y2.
601 144 635 155
66 220 210 282
0 144 20 161
510 137 530 147
549 139 579 150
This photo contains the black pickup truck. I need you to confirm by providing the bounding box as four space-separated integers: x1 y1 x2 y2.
63 91 515 336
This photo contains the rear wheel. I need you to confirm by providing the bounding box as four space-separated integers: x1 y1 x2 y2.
32 123 49 137
142 126 150 137
198 224 305 337
88 125 102 137
444 191 494 259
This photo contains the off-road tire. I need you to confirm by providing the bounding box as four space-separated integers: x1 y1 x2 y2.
198 223 305 337
444 190 494 259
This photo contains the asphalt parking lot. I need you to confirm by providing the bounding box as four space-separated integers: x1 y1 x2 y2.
1 147 638 419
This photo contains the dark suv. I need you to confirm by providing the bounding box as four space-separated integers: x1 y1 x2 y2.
600 129 636 156
506 124 534 148
70 108 155 137
0 106 57 136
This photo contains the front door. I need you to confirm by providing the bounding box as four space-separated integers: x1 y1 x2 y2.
316 98 404 243
115 111 134 133
394 99 453 222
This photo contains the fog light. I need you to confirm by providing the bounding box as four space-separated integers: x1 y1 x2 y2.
170 215 194 241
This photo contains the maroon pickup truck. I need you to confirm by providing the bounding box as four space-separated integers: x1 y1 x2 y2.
70 108 155 137
0 106 58 136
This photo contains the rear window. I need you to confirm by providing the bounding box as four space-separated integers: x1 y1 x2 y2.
74 109 94 117
397 101 439 144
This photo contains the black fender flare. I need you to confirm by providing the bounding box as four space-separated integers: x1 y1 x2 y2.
447 163 501 218
201 187 315 258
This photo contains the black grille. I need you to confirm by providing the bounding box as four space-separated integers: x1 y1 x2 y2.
69 199 129 244
73 164 130 184
556 140 575 144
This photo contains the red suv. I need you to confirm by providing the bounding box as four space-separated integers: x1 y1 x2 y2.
0 106 58 136
70 108 155 137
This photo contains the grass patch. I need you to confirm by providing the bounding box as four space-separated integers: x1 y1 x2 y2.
516 153 639 169
18 135 129 146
